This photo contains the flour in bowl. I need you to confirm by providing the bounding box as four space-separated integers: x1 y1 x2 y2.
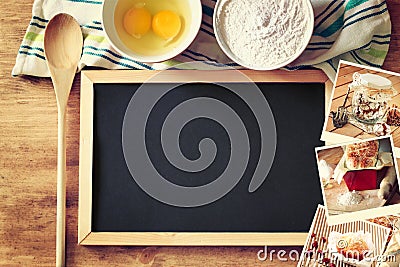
216 0 312 69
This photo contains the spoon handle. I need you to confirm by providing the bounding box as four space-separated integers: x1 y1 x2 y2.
56 108 67 267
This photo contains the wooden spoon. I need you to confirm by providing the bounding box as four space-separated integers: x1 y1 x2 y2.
44 13 83 267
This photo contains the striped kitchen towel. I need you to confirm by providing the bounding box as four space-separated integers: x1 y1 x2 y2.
12 0 391 81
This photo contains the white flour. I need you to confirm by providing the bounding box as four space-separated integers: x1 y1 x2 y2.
216 0 311 69
337 191 363 206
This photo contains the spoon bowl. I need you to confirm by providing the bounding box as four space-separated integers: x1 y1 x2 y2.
45 14 82 70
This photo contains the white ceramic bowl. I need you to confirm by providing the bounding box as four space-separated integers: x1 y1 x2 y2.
102 0 202 63
213 0 314 70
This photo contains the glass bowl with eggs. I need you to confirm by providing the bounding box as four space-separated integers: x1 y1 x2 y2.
102 0 202 63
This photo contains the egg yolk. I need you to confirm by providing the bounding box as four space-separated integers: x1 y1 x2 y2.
152 10 181 40
123 7 151 38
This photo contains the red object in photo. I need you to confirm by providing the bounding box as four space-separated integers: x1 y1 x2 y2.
343 170 377 191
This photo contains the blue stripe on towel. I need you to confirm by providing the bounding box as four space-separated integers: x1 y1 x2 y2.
315 0 339 21
315 0 387 37
314 0 345 30
33 16 48 23
308 41 335 46
20 45 44 52
202 60 239 68
202 5 214 18
318 13 344 37
368 39 391 45
306 47 331 51
181 53 202 62
186 49 219 62
308 34 389 50
344 1 386 24
82 24 103 31
67 0 102 4
85 46 124 60
373 34 391 38
83 51 139 69
29 22 46 29
84 46 154 70
351 51 382 68
344 7 388 29
199 27 215 37
358 39 390 50
327 60 337 71
180 53 237 67
350 51 362 64
18 51 46 60
202 20 214 30
284 65 308 70
316 4 388 38
285 66 301 71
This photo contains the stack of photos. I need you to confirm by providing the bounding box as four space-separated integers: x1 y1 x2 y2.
300 61 400 267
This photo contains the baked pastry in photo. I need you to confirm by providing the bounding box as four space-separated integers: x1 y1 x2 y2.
345 140 379 170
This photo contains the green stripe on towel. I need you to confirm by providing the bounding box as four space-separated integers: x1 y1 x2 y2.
163 60 182 67
345 0 370 11
318 13 344 37
359 47 388 58
24 32 44 42
83 34 107 43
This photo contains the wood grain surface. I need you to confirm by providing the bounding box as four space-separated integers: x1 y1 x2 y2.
1 1 400 266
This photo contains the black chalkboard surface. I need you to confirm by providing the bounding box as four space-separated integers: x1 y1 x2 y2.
78 70 329 245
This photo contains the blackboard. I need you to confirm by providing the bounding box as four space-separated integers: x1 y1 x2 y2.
78 70 331 245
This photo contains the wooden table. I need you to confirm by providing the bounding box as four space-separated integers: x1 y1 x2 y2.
1 1 400 266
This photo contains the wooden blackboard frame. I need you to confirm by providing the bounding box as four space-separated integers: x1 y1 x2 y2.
78 69 331 246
